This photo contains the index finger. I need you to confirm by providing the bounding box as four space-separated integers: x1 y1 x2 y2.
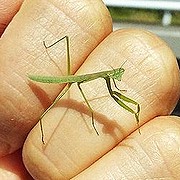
0 0 112 156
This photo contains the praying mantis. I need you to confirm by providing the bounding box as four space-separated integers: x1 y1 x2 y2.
28 36 140 144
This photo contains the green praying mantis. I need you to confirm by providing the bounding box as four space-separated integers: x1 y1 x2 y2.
28 36 140 144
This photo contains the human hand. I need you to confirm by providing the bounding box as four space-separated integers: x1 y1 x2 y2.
1 0 180 179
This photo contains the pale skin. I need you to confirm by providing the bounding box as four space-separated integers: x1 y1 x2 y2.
0 1 180 180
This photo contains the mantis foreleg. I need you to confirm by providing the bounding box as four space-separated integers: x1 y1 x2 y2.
112 78 127 93
105 77 140 133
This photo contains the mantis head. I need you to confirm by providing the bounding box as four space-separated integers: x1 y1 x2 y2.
110 67 125 81
109 60 126 81
113 67 125 81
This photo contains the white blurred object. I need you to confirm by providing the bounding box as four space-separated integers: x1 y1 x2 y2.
103 0 180 25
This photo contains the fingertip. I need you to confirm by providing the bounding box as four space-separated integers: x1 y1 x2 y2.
73 116 180 179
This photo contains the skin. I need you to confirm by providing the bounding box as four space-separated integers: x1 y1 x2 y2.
0 0 180 179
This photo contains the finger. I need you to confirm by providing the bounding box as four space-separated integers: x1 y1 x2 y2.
0 149 32 179
23 29 180 179
0 0 112 156
72 116 180 179
0 0 23 36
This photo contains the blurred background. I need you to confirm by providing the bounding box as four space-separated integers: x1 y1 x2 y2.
103 0 180 115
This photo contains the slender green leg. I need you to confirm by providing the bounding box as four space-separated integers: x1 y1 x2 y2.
43 36 71 75
77 82 99 135
105 77 140 133
40 84 72 144
112 78 127 93
40 36 71 143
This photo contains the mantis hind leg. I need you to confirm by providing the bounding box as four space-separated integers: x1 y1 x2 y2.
40 84 72 144
43 36 71 76
40 36 71 143
77 82 99 135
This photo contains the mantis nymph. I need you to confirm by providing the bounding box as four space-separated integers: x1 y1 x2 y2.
28 36 140 143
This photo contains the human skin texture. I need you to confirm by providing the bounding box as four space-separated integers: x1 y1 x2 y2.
0 0 180 179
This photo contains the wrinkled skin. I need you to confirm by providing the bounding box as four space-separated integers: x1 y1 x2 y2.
0 0 180 179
